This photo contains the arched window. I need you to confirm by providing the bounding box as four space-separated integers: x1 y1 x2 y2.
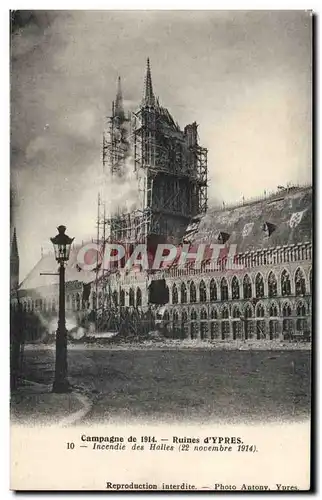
244 304 254 340
231 276 240 300
181 283 187 304
163 310 170 321
200 308 207 320
243 275 252 299
269 303 278 317
281 270 291 296
222 306 229 319
182 310 188 322
232 307 240 318
190 282 196 303
282 302 293 339
210 279 217 301
296 302 306 317
120 289 125 306
268 271 277 298
210 308 219 339
244 304 253 319
295 268 306 296
200 308 208 339
221 306 229 339
282 303 292 317
172 308 181 337
190 309 198 339
136 288 142 307
172 284 178 304
182 310 188 337
112 290 118 306
256 304 265 317
269 319 279 340
220 277 228 301
256 303 266 339
190 309 197 320
211 308 218 319
199 280 207 302
255 273 264 298
296 302 308 335
129 288 135 307
232 307 241 340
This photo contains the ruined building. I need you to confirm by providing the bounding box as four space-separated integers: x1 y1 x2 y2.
101 58 207 248
11 60 312 343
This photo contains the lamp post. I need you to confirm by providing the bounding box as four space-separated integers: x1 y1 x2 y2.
50 225 74 393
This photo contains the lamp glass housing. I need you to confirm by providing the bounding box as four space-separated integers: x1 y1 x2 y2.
50 225 74 263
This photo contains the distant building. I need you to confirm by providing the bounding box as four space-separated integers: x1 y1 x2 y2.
10 228 19 292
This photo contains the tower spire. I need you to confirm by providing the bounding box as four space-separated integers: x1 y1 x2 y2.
11 227 19 259
115 76 124 118
143 58 155 107
10 227 19 290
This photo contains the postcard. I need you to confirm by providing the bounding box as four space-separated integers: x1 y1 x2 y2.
10 10 312 491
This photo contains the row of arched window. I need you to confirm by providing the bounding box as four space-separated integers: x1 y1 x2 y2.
162 300 309 322
116 288 142 307
91 288 143 309
15 267 312 313
170 268 311 305
162 301 310 340
18 293 83 313
17 297 58 313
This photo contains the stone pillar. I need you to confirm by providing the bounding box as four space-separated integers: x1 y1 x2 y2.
263 274 268 298
279 318 284 341
227 320 232 341
289 268 295 296
195 321 200 340
251 278 256 299
196 283 200 303
277 274 282 297
228 279 232 300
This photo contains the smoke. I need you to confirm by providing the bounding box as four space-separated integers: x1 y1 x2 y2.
101 110 142 216
102 155 142 216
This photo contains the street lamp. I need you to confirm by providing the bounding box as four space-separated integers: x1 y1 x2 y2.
50 225 74 393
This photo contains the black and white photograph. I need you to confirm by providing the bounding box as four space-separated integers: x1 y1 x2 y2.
9 9 312 491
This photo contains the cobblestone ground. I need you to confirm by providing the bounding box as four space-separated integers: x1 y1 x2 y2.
19 346 311 424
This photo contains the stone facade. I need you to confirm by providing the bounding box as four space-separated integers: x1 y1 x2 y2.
102 242 312 342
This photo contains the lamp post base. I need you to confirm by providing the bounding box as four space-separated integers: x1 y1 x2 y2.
52 379 71 393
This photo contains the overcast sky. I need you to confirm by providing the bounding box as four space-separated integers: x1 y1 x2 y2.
11 10 312 280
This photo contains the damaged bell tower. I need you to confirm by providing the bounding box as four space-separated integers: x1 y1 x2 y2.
101 58 208 249
133 58 208 246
